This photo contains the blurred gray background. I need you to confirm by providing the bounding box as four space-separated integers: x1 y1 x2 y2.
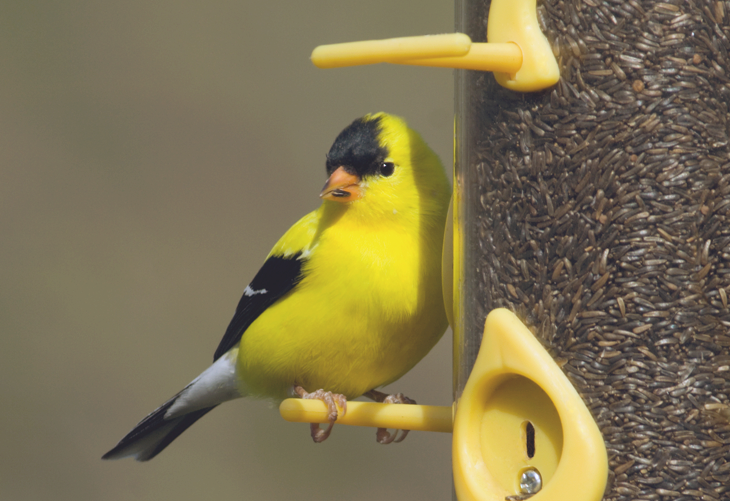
0 2 454 500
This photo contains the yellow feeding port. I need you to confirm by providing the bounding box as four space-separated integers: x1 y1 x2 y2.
487 0 559 91
480 376 562 494
453 309 607 501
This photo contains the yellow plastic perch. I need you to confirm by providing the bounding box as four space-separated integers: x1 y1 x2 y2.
311 33 472 68
310 0 559 92
279 399 452 434
311 33 523 76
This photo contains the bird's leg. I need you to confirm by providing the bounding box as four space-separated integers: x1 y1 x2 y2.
364 390 416 444
293 386 347 443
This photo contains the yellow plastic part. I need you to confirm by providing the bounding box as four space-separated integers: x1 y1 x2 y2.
396 42 521 75
310 0 559 92
311 35 521 77
442 198 454 329
487 0 560 91
311 33 472 69
453 308 608 501
279 399 452 434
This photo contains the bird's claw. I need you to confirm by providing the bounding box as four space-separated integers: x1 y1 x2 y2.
364 390 415 444
293 386 347 443
376 427 410 444
309 421 335 443
382 393 416 406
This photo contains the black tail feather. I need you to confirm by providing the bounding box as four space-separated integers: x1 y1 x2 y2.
102 391 217 461
143 406 216 460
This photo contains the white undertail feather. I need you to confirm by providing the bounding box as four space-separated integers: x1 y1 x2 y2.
165 349 242 418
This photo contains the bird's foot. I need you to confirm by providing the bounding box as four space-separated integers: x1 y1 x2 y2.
364 390 416 444
293 386 347 443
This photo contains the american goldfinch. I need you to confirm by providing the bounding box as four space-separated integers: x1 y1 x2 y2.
103 112 451 461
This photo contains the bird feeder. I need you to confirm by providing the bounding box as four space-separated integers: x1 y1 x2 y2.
284 0 730 499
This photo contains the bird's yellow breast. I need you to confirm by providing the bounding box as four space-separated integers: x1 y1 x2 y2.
236 203 447 400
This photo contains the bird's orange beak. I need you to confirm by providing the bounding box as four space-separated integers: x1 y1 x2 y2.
319 166 363 202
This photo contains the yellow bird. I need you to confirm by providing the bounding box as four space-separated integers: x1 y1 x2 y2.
103 112 451 460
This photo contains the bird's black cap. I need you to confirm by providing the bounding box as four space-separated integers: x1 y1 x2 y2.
326 115 388 178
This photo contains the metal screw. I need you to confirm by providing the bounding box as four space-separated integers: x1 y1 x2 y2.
519 467 542 494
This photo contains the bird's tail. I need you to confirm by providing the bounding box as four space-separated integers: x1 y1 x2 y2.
103 348 242 461
102 393 217 461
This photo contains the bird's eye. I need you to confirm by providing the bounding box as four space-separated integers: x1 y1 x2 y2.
380 162 395 177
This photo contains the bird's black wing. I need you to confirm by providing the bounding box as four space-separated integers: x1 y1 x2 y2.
213 253 304 361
